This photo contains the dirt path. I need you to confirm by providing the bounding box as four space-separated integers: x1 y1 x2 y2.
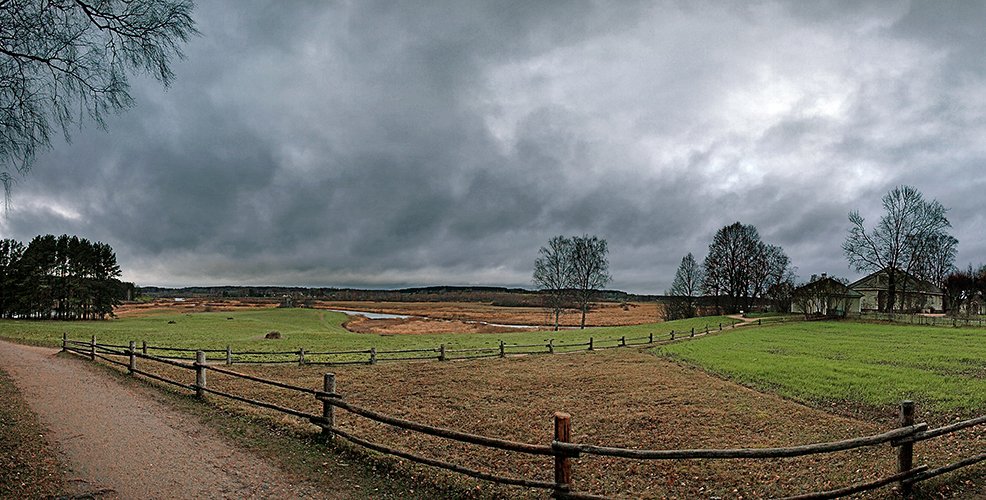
0 341 339 499
727 313 760 326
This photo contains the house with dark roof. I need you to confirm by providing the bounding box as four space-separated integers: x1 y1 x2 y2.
848 268 944 313
791 275 862 317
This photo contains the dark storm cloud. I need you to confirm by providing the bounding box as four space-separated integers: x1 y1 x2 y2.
4 0 986 292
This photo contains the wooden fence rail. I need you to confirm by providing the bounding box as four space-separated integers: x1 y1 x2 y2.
61 337 984 499
854 311 986 328
96 323 731 367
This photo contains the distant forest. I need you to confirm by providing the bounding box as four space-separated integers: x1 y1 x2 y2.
0 235 134 320
139 285 664 306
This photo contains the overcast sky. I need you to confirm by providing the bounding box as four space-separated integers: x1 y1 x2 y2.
2 1 985 293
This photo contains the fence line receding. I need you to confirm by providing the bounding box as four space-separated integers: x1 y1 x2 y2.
61 336 984 499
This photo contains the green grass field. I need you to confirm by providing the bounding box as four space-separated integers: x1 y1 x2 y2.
656 321 986 413
0 308 737 360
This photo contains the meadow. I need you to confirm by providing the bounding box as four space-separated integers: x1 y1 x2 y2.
0 307 737 355
5 305 983 496
657 320 986 415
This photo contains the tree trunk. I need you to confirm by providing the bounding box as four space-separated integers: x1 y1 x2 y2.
580 304 587 329
554 308 560 331
886 271 897 313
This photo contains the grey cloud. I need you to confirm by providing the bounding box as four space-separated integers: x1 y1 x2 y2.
3 0 986 293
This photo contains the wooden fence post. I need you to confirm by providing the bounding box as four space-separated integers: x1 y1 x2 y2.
90 335 96 360
690 328 695 338
299 348 306 365
321 373 336 441
670 330 675 340
649 332 653 343
499 340 505 358
142 340 148 355
226 345 232 365
620 336 626 347
588 337 593 351
719 323 722 331
195 351 206 398
128 341 136 374
439 344 446 362
369 347 377 364
553 412 572 496
61 332 67 352
548 339 554 354
758 319 762 326
898 400 915 497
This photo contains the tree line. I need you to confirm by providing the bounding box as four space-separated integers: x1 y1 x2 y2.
943 265 986 314
536 187 964 323
0 235 132 320
664 222 795 319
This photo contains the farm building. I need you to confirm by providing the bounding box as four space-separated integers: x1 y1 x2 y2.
956 292 984 316
848 268 944 313
791 275 862 317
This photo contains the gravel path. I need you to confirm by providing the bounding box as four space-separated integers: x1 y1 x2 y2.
0 341 341 499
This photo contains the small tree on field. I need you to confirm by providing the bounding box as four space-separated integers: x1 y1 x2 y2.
533 236 574 331
569 235 611 329
663 253 702 321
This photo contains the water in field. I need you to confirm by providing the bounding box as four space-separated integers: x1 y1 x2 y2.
328 309 538 328
327 309 411 320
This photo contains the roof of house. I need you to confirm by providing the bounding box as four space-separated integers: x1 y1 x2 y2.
794 277 863 298
848 267 943 296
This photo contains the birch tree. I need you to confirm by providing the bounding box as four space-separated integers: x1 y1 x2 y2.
533 236 573 331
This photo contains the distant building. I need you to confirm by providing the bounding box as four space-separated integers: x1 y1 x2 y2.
957 292 984 316
848 268 944 313
791 275 862 317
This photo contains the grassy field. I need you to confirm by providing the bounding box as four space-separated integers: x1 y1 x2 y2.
0 307 738 358
5 307 983 497
87 345 983 498
657 320 986 415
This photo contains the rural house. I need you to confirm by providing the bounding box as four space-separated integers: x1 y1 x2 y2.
848 268 944 313
957 292 984 316
790 275 862 317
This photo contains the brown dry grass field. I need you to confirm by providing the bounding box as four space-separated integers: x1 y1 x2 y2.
316 300 662 327
114 298 664 334
114 298 279 317
341 315 544 335
101 347 982 499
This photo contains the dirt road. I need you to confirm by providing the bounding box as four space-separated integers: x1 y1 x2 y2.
0 341 337 499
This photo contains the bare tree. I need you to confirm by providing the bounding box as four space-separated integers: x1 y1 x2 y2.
532 236 573 331
843 186 952 312
664 252 703 320
569 234 611 329
702 222 761 313
750 243 791 301
0 0 197 202
910 232 958 289
792 280 825 319
702 222 791 314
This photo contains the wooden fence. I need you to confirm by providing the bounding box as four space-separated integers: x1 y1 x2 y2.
854 311 986 328
61 337 984 499
69 322 737 366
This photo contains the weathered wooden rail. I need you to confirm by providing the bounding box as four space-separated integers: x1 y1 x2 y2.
71 322 735 367
61 336 984 499
855 311 986 328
